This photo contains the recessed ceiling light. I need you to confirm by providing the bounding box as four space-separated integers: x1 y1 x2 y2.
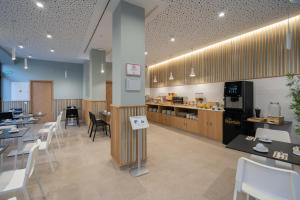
50 49 55 53
36 2 44 8
144 51 148 55
18 45 24 49
28 55 32 58
218 12 225 18
46 34 52 39
170 37 175 42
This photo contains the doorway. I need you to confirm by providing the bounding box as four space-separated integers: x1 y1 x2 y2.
30 80 53 123
106 80 112 111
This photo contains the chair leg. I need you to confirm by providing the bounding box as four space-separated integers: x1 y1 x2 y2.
0 154 3 169
22 187 30 200
108 125 111 137
246 194 249 200
88 121 91 134
34 172 46 197
92 126 97 142
21 152 26 168
65 118 67 129
46 150 55 172
54 131 61 149
89 124 94 138
232 188 238 200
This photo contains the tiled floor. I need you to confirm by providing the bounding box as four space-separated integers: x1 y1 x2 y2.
1 122 287 200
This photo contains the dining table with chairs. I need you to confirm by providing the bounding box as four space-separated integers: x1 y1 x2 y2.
227 134 300 166
228 127 300 200
0 126 30 169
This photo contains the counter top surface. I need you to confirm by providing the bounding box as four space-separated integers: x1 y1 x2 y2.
146 103 224 112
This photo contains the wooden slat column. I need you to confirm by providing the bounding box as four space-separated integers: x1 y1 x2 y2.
81 99 106 125
111 1 146 167
111 105 147 167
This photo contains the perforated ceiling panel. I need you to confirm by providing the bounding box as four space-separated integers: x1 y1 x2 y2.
0 0 98 63
0 0 300 64
145 0 300 65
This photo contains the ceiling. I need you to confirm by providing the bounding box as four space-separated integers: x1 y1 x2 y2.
0 0 99 63
144 0 300 65
0 0 300 65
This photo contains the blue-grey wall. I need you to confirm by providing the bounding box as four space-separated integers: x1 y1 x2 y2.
83 49 112 100
2 58 83 100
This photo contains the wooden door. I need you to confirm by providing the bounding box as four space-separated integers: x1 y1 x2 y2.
31 81 53 123
106 81 112 111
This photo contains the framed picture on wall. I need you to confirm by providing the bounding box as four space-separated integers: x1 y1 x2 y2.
126 63 141 76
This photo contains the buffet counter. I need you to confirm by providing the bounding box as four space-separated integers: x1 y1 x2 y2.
146 103 224 141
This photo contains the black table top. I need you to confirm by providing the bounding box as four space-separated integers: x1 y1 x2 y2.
0 144 8 154
0 127 30 140
226 134 300 165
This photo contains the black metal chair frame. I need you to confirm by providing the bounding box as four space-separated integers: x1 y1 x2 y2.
89 113 107 142
65 108 80 129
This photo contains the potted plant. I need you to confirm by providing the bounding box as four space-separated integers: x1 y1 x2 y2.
287 74 300 134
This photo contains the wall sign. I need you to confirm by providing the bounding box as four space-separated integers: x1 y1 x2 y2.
129 116 149 130
126 63 141 76
126 77 141 91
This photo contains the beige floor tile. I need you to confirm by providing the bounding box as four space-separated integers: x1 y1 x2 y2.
0 122 249 200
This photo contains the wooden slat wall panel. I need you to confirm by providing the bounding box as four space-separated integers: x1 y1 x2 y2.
1 101 30 113
111 105 147 167
81 100 106 125
149 17 300 88
2 99 97 122
53 99 82 120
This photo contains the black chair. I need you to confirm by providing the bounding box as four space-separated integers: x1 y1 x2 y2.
65 108 80 129
0 112 13 121
88 112 100 136
90 113 107 142
103 116 111 138
88 112 93 135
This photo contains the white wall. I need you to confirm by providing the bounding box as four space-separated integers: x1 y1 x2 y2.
149 76 300 143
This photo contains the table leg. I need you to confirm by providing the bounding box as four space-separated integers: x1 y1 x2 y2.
0 154 3 170
14 137 23 169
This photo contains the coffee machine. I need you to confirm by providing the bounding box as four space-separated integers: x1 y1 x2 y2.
223 81 254 144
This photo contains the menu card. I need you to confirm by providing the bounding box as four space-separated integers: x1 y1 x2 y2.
273 151 288 161
245 136 256 141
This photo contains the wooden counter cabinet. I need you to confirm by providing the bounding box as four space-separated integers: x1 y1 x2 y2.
146 104 223 142
198 110 223 141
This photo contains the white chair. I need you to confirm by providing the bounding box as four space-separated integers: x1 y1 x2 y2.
0 141 45 200
40 111 63 147
39 123 61 149
22 125 57 172
233 157 300 200
250 128 293 169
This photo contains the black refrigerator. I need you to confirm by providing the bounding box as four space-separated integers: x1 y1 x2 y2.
222 81 254 144
0 63 2 112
